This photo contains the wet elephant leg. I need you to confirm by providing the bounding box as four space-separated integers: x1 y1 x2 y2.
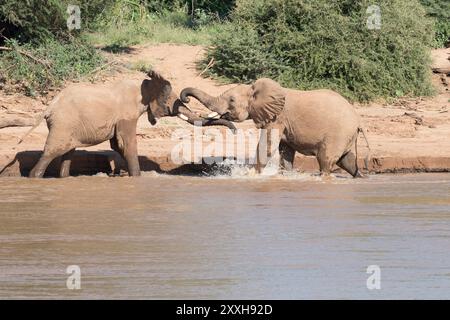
29 152 55 178
110 136 126 175
255 128 268 173
337 151 364 178
59 149 75 178
279 141 295 171
256 123 283 174
30 132 76 178
116 120 140 177
317 146 335 177
110 136 124 159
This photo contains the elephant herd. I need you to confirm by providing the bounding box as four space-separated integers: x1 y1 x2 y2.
20 70 369 178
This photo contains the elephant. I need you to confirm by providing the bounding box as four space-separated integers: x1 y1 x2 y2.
180 78 370 177
22 70 236 178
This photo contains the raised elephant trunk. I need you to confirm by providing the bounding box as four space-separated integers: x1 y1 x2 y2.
180 87 224 113
174 99 236 132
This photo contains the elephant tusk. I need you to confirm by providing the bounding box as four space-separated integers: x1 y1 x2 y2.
178 114 189 121
207 112 220 119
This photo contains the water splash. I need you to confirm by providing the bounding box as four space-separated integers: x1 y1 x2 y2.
208 158 325 181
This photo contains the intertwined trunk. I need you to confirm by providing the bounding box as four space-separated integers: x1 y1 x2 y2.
174 99 236 131
180 87 225 113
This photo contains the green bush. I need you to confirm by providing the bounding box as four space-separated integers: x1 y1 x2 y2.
91 0 232 33
87 3 226 48
0 37 105 96
0 0 120 42
145 0 235 18
0 0 66 42
0 0 232 45
0 1 109 95
204 0 435 102
419 0 450 47
434 20 450 48
0 0 232 96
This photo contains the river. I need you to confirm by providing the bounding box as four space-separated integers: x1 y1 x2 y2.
0 172 449 299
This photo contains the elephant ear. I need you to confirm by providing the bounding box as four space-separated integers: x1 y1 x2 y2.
147 70 171 89
146 69 173 113
147 69 165 81
248 78 286 129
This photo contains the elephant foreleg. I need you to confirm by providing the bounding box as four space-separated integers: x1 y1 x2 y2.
255 123 282 174
256 128 270 173
59 149 75 178
116 120 140 177
124 136 140 177
279 141 295 171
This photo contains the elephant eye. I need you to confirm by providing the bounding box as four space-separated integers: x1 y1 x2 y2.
229 96 235 103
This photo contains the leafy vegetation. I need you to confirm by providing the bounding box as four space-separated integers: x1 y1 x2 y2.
86 5 225 48
0 0 444 101
0 0 110 95
0 37 105 96
419 0 450 47
0 0 229 95
204 0 436 102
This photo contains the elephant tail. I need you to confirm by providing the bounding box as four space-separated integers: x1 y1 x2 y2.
17 111 46 144
17 92 63 144
17 95 60 144
357 127 371 171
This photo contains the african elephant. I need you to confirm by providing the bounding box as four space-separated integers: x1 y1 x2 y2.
23 71 235 178
181 78 370 177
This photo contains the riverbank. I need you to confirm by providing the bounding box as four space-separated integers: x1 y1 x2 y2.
0 44 449 177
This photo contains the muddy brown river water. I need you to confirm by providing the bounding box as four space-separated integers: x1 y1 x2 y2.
0 172 449 299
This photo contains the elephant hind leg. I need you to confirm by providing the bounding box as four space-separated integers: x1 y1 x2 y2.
337 151 364 178
29 131 76 178
317 147 337 177
59 149 75 178
30 146 75 178
279 141 295 171
110 136 124 159
29 152 54 178
110 136 126 175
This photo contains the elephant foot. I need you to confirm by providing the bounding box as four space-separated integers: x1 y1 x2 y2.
319 171 333 181
353 170 368 179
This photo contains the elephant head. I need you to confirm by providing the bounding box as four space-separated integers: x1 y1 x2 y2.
143 70 236 131
180 78 286 129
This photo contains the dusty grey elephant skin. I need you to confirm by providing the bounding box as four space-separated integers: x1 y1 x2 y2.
23 71 235 178
181 78 370 177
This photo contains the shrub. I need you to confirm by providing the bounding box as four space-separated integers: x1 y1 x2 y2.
0 0 67 42
87 3 226 48
0 0 232 96
0 0 120 42
145 0 235 18
0 37 105 96
419 0 450 47
204 0 435 102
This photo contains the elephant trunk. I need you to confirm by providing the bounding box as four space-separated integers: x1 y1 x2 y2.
180 87 224 113
174 99 236 132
